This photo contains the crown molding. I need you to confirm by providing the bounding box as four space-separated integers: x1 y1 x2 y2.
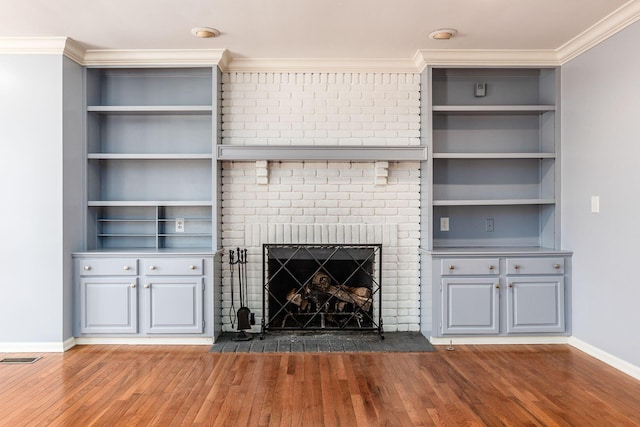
556 0 640 64
82 48 229 67
63 38 85 64
3 1 640 72
0 36 68 55
414 49 561 71
221 57 419 73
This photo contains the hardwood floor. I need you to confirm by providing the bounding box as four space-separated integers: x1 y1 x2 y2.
1 344 639 426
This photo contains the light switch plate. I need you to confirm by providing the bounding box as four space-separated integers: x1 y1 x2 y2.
440 217 450 232
591 196 600 214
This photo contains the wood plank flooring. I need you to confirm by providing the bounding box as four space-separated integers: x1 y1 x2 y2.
1 344 639 426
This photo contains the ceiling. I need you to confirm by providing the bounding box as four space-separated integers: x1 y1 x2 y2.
0 0 637 67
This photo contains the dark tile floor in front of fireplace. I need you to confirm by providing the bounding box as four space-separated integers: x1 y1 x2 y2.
210 331 434 353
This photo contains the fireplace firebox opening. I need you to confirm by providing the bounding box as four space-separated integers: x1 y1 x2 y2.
261 244 383 338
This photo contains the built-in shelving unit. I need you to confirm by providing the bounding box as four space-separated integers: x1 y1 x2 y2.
84 67 214 251
427 67 560 250
420 67 572 340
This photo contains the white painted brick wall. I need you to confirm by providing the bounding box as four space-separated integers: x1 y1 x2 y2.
221 161 421 333
220 72 424 334
221 72 420 146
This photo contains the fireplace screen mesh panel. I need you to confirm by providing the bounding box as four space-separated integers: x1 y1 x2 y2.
262 244 382 337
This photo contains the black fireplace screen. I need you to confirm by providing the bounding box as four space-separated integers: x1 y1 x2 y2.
261 244 383 337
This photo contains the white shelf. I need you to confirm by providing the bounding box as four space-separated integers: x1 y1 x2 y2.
433 199 556 207
432 105 555 113
87 105 212 115
98 233 156 237
89 201 213 207
158 234 212 237
88 153 213 160
433 153 556 159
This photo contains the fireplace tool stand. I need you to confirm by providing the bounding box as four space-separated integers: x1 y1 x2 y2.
231 248 252 341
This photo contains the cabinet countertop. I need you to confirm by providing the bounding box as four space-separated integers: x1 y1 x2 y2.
73 249 220 258
427 246 573 257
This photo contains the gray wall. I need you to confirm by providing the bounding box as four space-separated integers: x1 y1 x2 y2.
562 20 640 368
0 54 82 346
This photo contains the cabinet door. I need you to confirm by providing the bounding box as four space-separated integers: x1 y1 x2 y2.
144 277 204 334
79 277 138 334
441 278 500 335
506 276 564 333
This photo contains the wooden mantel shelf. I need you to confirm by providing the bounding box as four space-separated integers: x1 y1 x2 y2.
216 145 428 161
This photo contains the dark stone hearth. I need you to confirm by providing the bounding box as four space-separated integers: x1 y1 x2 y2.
210 332 434 353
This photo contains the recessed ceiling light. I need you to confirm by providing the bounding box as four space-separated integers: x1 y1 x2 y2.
429 29 457 40
191 27 220 38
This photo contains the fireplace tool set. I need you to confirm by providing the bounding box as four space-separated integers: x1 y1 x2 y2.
229 248 253 341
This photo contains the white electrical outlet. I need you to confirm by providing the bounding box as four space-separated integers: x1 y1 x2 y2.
176 218 185 233
591 196 600 214
440 217 450 232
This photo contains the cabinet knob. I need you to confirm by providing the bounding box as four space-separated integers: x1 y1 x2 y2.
83 265 91 271
149 266 156 271
509 283 513 288
448 265 455 271
189 265 196 270
488 265 495 270
130 283 136 288
144 284 150 289
495 284 500 289
514 265 521 270
123 265 130 271
553 264 561 269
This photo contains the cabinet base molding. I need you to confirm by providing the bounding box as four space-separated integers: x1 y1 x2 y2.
429 335 569 346
568 337 640 381
75 337 214 346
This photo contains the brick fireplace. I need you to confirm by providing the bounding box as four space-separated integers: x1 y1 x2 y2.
219 72 423 333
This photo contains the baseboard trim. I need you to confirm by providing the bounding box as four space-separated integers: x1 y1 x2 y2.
0 337 77 353
74 337 214 346
429 336 570 345
568 337 640 381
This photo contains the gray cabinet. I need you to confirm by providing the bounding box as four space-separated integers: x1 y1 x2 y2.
441 277 500 335
506 257 565 334
74 254 213 337
79 277 138 334
433 254 569 337
142 257 205 334
145 277 204 334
